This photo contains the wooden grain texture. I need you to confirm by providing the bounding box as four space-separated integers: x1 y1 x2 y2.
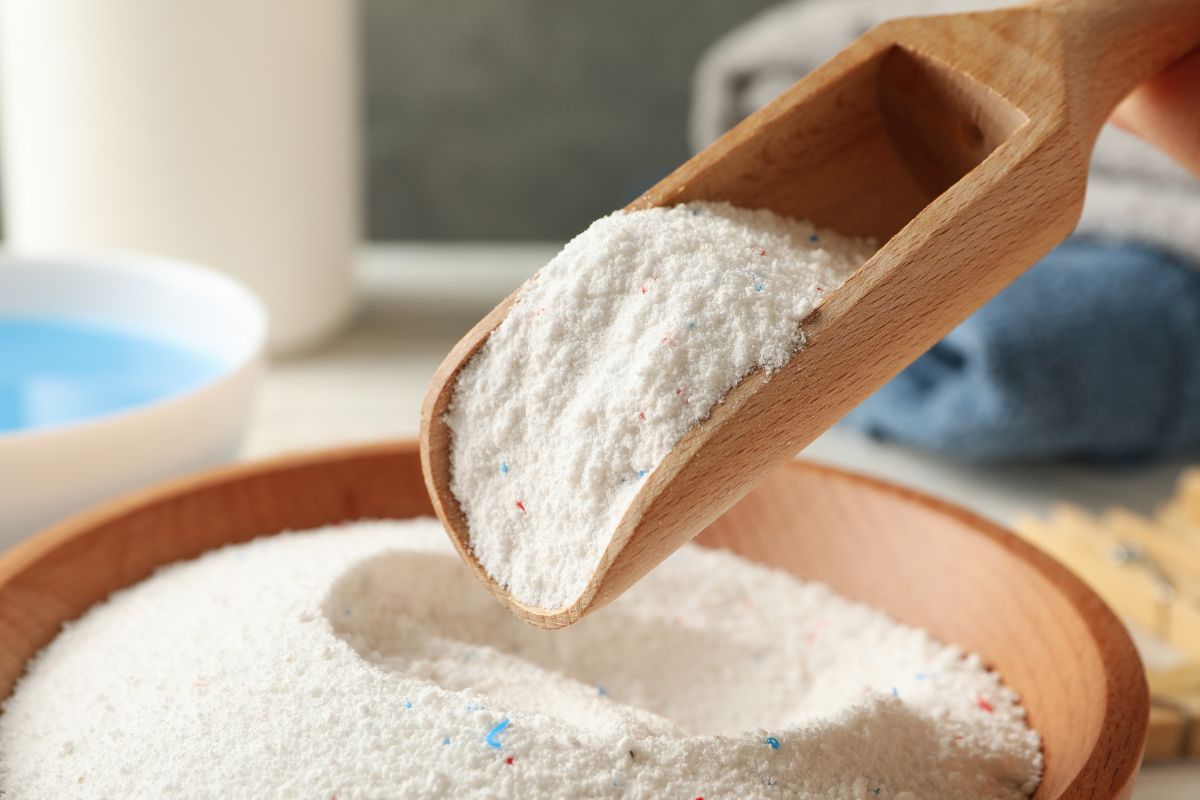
0 442 1147 799
419 0 1200 628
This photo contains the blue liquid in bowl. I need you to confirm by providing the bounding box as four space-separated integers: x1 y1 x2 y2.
0 317 223 434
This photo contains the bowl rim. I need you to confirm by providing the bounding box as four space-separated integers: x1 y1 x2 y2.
0 439 1149 799
0 250 267 444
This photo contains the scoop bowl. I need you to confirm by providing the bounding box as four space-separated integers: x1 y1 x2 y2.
421 0 1200 627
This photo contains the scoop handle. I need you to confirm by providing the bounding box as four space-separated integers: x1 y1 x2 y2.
1033 0 1200 134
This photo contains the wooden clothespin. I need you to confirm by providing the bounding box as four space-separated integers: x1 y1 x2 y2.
1015 469 1200 761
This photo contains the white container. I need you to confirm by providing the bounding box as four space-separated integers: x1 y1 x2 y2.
0 1 360 354
0 253 266 548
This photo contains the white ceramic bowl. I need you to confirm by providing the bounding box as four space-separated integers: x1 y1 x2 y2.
0 253 266 547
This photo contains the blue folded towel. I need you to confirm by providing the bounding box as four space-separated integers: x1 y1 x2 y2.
843 240 1200 462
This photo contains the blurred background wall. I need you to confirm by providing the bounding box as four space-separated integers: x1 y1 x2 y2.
361 0 777 241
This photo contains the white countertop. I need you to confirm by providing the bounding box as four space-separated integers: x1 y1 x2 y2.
247 243 1199 799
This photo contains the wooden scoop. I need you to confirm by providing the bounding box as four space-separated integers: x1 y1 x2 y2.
422 0 1200 629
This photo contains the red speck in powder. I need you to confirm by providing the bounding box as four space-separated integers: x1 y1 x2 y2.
759 250 767 256
516 501 526 512
977 697 994 713
641 286 647 295
638 411 646 420
506 757 514 765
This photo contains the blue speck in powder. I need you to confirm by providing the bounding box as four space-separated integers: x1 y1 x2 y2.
485 719 511 749
765 736 780 750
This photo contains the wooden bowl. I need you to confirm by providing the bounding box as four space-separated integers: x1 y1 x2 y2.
0 440 1147 799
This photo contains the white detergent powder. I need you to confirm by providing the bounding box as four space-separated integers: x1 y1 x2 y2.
446 202 875 610
0 519 1041 799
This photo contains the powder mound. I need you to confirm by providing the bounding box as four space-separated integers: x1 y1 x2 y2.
0 519 1042 799
446 202 875 609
